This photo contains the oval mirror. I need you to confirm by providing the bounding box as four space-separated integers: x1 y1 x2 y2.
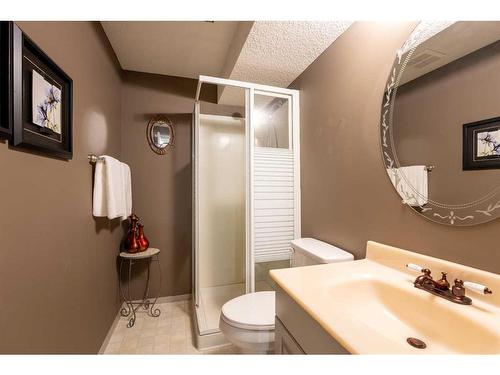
147 116 174 155
381 21 500 226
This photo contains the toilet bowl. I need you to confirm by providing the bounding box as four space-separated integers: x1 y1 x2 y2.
219 291 275 353
219 238 353 353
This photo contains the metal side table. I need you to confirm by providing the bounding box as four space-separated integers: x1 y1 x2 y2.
119 248 162 328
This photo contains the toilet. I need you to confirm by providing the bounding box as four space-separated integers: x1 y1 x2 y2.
219 237 354 353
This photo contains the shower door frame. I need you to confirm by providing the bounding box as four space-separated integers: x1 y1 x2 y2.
192 100 200 307
193 75 300 311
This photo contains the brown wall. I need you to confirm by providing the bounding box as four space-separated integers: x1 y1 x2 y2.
121 71 196 299
394 40 500 204
290 21 500 274
0 22 123 353
4 20 500 354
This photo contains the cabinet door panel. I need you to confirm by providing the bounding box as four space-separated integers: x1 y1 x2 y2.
275 317 305 354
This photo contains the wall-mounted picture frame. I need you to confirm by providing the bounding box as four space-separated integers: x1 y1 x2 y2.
11 23 73 159
463 116 500 170
0 21 13 139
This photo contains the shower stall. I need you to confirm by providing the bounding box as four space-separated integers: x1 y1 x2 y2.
192 76 300 348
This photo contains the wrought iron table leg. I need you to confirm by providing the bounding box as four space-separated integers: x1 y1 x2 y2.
126 259 136 327
148 254 161 318
119 258 132 318
142 258 151 310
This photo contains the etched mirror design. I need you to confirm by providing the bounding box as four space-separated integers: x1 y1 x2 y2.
147 115 174 155
380 21 500 225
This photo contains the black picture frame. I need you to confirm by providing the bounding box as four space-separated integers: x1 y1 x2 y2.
11 23 73 159
463 116 500 170
0 21 13 139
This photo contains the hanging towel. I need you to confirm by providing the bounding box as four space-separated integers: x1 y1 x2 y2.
92 155 132 221
122 163 132 219
387 165 428 206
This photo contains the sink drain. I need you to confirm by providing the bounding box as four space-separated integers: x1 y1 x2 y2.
407 337 427 349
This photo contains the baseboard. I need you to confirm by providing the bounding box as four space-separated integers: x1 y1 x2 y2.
98 307 122 354
98 293 192 354
155 293 191 304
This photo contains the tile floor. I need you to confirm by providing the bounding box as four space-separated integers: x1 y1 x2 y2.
103 299 239 354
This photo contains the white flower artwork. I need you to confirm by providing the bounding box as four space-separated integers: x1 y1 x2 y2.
32 70 61 135
477 129 500 157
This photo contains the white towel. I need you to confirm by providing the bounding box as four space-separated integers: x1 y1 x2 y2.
122 163 132 220
387 166 428 206
92 155 132 221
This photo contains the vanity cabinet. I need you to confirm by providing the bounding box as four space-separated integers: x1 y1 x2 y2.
275 285 349 354
275 317 305 354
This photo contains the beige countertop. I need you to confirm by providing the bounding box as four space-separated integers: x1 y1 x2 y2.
270 241 500 354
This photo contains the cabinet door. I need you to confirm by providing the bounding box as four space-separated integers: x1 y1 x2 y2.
275 317 305 354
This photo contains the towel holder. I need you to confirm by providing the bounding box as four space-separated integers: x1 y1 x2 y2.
426 165 435 172
88 154 104 163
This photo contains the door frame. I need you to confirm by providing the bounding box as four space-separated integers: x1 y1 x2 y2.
192 101 200 307
193 75 300 296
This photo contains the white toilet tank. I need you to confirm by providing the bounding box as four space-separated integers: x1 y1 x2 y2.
291 237 354 266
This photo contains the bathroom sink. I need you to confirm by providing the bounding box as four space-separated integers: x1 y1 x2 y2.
270 241 500 354
328 279 499 354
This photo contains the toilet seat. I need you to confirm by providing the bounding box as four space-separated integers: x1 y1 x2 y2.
219 291 276 353
221 291 275 331
221 291 275 330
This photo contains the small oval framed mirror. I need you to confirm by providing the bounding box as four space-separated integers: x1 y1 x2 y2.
147 115 174 155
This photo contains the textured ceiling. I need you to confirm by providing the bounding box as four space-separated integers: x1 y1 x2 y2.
101 21 353 103
401 21 455 55
228 21 352 87
400 21 500 85
218 21 352 104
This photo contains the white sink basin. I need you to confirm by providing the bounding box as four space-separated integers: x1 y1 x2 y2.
270 241 500 354
330 278 499 353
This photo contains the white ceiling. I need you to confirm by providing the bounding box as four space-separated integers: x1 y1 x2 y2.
402 21 500 85
219 21 352 104
101 21 352 102
101 21 239 78
226 21 352 87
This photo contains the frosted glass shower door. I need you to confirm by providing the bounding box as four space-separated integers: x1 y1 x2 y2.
250 90 301 293
195 113 247 334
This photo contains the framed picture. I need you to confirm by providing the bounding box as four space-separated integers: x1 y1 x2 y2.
463 116 500 170
0 21 13 139
11 23 72 159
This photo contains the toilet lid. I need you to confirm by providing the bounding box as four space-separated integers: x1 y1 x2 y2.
221 291 275 331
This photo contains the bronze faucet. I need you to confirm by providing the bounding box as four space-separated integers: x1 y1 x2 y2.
406 264 492 305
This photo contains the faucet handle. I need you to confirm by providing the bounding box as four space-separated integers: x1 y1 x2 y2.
435 272 450 290
453 279 465 297
406 264 431 278
406 263 424 272
452 279 472 304
463 281 493 295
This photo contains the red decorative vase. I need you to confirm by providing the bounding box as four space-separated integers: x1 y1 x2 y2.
137 224 149 252
127 226 140 253
125 214 141 253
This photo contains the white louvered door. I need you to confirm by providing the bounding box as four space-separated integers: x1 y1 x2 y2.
253 147 295 262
